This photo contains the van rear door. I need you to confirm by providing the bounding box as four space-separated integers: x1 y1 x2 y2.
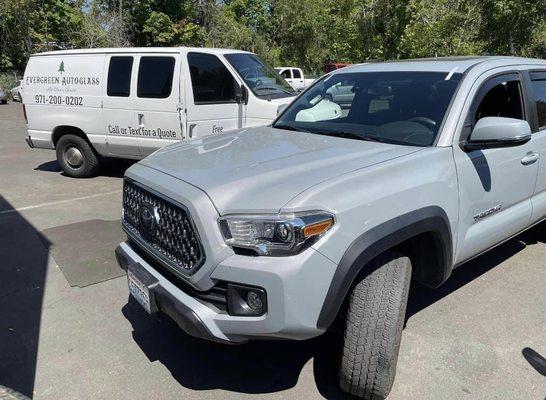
133 54 183 156
103 54 140 157
183 51 244 138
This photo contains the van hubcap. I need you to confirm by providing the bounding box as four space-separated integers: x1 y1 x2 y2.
65 147 83 168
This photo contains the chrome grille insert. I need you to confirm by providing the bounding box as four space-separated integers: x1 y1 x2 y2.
122 179 205 275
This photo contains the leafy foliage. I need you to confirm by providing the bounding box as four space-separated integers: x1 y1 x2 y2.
0 0 545 75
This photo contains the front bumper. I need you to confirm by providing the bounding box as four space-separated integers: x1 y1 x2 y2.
115 239 338 343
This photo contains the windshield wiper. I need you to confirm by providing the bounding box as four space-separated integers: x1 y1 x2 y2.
313 130 386 142
255 86 294 95
273 124 302 132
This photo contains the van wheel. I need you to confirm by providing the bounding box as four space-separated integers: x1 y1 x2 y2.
56 134 100 178
339 252 412 400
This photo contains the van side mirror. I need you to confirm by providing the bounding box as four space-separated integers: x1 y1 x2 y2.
464 117 531 151
235 83 248 105
277 103 289 116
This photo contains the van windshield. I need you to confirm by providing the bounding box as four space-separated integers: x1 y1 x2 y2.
273 71 463 147
225 53 296 99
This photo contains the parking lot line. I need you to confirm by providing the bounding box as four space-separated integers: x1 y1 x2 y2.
0 190 121 215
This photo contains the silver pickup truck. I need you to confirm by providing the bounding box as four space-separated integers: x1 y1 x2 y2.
115 56 546 399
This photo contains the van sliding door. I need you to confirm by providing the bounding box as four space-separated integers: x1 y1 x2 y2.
103 55 140 157
133 54 183 156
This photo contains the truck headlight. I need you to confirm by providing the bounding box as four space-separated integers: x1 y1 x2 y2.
218 211 334 256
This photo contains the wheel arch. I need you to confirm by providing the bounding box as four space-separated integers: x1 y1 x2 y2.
316 206 453 330
52 125 89 148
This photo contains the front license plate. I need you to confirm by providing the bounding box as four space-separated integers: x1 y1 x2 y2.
128 270 152 314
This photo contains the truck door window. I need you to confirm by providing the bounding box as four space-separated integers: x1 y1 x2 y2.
187 53 236 104
474 79 524 123
280 69 291 79
137 56 175 99
107 56 133 97
530 74 546 129
292 69 302 79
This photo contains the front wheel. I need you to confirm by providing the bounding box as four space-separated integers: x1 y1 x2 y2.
339 251 412 400
0 385 31 400
56 134 100 178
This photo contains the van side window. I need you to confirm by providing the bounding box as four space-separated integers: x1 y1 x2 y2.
530 75 546 129
107 56 133 97
188 53 236 104
474 80 523 123
137 56 175 99
292 69 302 79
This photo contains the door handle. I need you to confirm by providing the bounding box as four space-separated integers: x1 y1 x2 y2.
521 152 539 166
138 113 145 127
189 123 197 138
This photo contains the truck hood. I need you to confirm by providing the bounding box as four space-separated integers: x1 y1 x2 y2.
140 127 421 214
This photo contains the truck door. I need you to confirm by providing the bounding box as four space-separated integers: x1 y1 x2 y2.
279 69 294 89
103 55 141 157
291 68 305 91
454 73 539 263
133 55 183 157
528 71 546 224
184 52 244 138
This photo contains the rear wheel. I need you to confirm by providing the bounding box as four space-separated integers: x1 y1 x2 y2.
339 251 412 400
56 134 100 178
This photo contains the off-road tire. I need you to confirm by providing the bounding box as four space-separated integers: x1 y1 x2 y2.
56 134 100 178
339 252 412 400
0 386 31 400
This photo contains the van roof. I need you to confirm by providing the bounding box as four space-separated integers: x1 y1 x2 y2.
332 56 546 74
31 47 254 57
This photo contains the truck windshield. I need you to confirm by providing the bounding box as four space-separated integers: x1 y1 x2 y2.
225 53 296 99
273 71 463 146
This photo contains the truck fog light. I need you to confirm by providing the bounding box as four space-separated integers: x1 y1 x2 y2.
227 283 267 316
247 291 263 311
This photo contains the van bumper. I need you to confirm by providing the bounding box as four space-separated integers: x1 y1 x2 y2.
115 240 336 343
27 130 54 149
25 136 34 148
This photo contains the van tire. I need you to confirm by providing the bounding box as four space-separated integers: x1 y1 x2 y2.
56 134 100 178
339 252 412 400
0 386 31 400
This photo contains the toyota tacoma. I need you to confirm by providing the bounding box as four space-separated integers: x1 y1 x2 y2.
116 56 546 399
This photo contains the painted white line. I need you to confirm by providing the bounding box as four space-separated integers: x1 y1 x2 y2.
0 190 121 215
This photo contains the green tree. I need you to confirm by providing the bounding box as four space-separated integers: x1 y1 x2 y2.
479 0 546 56
400 0 484 58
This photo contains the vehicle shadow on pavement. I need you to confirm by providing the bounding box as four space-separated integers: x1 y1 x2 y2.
0 196 51 398
34 158 136 178
121 223 545 400
405 223 545 321
122 297 334 394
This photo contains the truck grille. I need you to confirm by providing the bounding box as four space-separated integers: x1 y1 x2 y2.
122 180 205 275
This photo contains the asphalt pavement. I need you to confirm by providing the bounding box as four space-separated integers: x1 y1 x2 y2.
0 102 544 400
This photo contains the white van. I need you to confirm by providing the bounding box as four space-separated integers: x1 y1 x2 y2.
23 47 297 177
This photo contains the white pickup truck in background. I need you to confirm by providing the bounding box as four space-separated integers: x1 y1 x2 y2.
275 67 315 91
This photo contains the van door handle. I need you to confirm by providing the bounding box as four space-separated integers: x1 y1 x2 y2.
189 124 197 138
521 152 539 165
138 113 145 127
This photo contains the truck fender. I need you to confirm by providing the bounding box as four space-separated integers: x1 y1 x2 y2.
316 206 453 330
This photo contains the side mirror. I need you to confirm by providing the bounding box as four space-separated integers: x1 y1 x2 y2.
277 103 289 116
235 83 249 105
464 117 531 151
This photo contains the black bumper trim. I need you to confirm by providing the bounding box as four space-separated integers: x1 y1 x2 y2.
25 136 34 148
115 244 231 344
